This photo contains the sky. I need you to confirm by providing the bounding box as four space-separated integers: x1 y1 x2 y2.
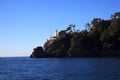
0 0 120 57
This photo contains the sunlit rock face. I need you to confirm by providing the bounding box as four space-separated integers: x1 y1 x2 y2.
43 38 70 57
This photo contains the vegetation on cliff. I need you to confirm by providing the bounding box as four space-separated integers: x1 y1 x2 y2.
31 12 120 58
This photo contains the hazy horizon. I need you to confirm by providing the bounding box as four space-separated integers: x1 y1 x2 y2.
0 0 120 57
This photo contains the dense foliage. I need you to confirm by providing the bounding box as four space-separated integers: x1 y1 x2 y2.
31 12 120 58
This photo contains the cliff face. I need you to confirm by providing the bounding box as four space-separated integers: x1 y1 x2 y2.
31 40 120 58
43 37 71 57
30 38 71 58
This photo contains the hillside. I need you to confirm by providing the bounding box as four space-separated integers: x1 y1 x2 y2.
30 12 120 58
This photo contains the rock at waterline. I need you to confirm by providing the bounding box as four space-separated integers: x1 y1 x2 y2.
30 46 44 58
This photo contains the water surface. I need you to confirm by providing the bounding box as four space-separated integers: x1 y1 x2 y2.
0 57 120 80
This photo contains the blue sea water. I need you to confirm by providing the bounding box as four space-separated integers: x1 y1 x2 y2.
0 57 120 80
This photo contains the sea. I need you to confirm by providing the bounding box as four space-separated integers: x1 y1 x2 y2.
0 57 120 80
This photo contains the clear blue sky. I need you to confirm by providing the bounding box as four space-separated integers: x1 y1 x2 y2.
0 0 120 57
